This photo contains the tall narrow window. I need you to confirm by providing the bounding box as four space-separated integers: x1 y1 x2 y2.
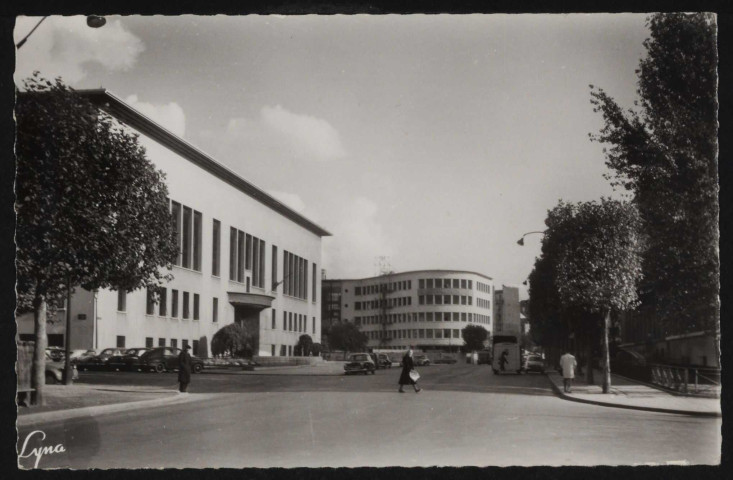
252 237 260 286
193 294 200 320
171 290 179 318
313 317 316 334
159 288 167 316
145 337 153 348
158 338 166 347
183 292 190 319
182 206 192 269
259 239 266 288
246 234 253 270
312 263 317 302
192 340 199 356
272 245 278 290
146 289 155 315
171 201 182 266
237 231 245 282
283 310 287 330
193 211 202 271
212 297 218 322
284 251 290 295
229 227 237 281
272 309 277 329
117 290 126 312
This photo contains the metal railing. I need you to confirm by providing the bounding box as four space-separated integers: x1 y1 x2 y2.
649 363 720 396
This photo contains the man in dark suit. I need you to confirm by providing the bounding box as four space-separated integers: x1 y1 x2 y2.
178 344 192 393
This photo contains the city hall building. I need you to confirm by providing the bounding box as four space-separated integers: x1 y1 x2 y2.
16 89 330 358
322 270 494 352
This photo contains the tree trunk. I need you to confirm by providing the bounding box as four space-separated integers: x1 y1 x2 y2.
602 309 612 393
585 329 594 385
64 283 73 385
31 293 48 406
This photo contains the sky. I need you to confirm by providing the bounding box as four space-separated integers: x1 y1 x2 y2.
14 14 652 296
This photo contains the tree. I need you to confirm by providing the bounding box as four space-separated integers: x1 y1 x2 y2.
549 199 643 393
15 74 178 405
590 14 719 360
328 323 367 353
461 324 489 352
295 334 314 356
211 322 257 358
310 343 323 357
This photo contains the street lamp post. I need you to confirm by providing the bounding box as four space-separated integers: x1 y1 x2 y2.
16 15 106 50
516 230 547 246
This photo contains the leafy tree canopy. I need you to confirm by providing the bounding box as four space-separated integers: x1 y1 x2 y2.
590 13 718 335
328 322 367 353
211 322 257 358
461 324 489 351
16 74 178 311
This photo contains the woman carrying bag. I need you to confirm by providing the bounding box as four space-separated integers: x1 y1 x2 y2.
398 346 422 393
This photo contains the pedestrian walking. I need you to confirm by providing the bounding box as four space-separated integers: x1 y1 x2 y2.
559 349 577 393
178 344 192 393
398 346 421 393
499 350 508 372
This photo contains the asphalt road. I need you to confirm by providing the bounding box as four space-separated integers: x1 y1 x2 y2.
17 364 721 468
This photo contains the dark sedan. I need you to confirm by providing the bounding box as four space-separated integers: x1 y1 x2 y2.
139 347 204 373
108 347 151 372
344 353 376 375
76 347 126 371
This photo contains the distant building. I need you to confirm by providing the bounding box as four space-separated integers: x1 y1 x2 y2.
322 270 493 352
493 286 521 337
16 89 330 358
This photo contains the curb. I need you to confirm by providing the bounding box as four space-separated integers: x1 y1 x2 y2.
17 393 216 427
546 374 721 418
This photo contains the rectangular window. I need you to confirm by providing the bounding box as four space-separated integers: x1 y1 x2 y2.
312 263 317 302
453 312 459 321
171 201 182 266
426 329 434 339
183 292 190 319
289 312 293 331
182 206 192 269
468 296 473 306
444 295 451 304
280 345 286 356
435 329 443 339
159 288 167 316
171 339 178 348
117 290 126 312
452 279 459 288
259 239 266 288
468 280 472 289
193 211 202 271
284 252 290 295
146 288 155 315
251 235 258 280
419 296 425 305
212 219 221 276
453 329 460 339
192 340 199 356
272 309 277 329
461 279 467 289
193 294 200 320
245 234 253 270
212 297 218 322
229 227 237 280
171 290 179 318
435 295 442 305
145 337 153 348
461 312 467 321
453 295 459 304
116 335 125 348
158 338 166 347
272 245 278 290
237 231 245 282
426 279 433 288
313 317 316 334
283 310 287 330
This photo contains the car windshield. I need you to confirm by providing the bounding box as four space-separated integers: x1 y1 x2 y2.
350 354 368 361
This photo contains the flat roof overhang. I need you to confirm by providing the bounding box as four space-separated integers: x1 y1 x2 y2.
227 292 276 311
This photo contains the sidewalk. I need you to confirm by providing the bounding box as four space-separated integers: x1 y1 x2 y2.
17 384 213 426
547 370 721 417
203 361 349 376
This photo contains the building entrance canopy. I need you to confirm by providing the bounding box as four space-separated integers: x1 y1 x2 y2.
227 292 275 311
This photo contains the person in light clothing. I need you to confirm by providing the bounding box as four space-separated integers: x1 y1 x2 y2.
559 350 577 393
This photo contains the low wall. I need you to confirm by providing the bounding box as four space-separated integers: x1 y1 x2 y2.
253 356 325 367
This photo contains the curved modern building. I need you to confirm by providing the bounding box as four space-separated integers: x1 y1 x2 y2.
322 270 493 352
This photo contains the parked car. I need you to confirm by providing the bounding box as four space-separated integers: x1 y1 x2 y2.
523 354 546 374
433 355 457 364
414 354 431 366
108 347 151 372
46 347 65 362
344 353 376 375
69 349 95 362
139 347 204 373
44 351 79 384
377 353 392 369
76 347 126 371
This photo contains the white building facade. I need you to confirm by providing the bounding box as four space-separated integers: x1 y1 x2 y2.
325 270 493 352
16 89 330 358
